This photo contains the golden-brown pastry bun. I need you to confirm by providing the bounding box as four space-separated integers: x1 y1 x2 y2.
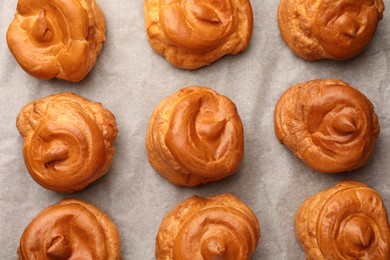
144 0 253 69
18 199 121 260
278 0 385 60
156 193 260 259
146 86 244 186
16 92 118 192
274 79 379 173
7 0 106 82
295 181 390 259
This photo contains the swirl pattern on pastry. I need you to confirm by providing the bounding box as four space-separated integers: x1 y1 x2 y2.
278 0 385 60
17 92 117 192
144 0 253 69
7 0 106 82
295 181 390 259
146 86 244 186
156 193 260 260
274 79 379 172
18 199 121 260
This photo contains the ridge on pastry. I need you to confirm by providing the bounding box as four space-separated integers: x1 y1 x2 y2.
7 0 106 82
295 181 390 259
16 92 118 192
278 0 385 60
274 79 379 173
144 0 253 69
146 86 244 186
156 193 260 260
18 199 121 259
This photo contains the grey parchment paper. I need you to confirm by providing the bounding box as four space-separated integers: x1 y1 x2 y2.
1 0 390 259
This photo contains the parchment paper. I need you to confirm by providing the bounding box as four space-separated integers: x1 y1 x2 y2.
1 0 389 259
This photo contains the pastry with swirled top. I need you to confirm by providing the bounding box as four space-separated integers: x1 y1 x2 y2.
7 0 106 82
18 199 121 260
274 79 379 173
156 193 260 260
295 181 390 259
144 0 253 69
16 92 117 192
146 86 244 186
278 0 385 60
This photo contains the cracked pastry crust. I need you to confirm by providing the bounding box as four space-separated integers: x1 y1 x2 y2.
274 79 379 173
146 86 244 186
7 0 106 82
278 0 385 60
16 92 118 192
144 0 253 69
156 193 260 260
18 199 121 260
295 181 390 260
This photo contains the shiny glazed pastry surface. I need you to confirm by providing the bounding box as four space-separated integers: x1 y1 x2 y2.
17 92 117 192
274 79 379 173
156 193 260 260
146 86 244 186
7 0 106 82
144 0 253 69
295 181 390 259
278 0 385 60
18 199 121 260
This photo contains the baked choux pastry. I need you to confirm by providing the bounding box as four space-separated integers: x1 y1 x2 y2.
278 0 385 60
18 199 121 259
144 0 253 69
274 79 379 173
156 193 260 260
7 0 106 82
16 92 118 192
295 181 390 259
146 86 244 186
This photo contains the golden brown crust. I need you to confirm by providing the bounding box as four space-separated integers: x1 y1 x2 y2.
295 181 390 259
16 92 118 192
144 0 253 69
156 193 260 260
18 199 121 260
6 0 106 82
146 86 244 186
278 0 385 60
274 79 379 173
